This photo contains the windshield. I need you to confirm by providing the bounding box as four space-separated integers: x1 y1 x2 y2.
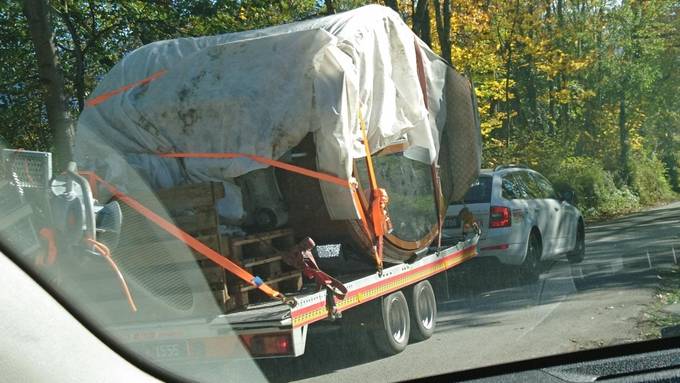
461 175 493 204
1 1 679 382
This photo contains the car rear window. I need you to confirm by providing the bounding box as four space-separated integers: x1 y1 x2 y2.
462 176 492 204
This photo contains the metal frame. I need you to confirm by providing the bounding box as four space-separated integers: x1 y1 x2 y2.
109 238 478 359
214 237 478 356
1 149 52 189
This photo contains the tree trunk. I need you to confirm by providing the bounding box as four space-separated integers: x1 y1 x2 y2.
59 10 86 112
433 0 451 63
619 94 630 185
412 0 431 47
22 0 74 168
385 0 399 13
324 0 335 15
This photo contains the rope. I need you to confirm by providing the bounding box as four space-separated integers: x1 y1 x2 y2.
84 238 138 313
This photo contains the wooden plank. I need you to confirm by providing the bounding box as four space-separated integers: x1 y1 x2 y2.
242 255 283 268
229 228 293 247
173 211 218 234
155 182 224 212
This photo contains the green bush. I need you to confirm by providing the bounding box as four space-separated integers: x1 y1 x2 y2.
546 157 640 218
629 152 675 205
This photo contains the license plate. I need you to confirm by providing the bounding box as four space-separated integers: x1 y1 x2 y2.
156 342 185 359
134 341 188 360
444 216 460 228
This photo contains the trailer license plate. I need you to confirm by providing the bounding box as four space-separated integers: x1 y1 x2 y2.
135 341 188 360
156 342 185 359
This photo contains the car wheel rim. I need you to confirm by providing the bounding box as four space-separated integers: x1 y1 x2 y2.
418 288 435 330
389 297 408 344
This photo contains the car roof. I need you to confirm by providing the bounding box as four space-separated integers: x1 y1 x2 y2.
479 165 538 176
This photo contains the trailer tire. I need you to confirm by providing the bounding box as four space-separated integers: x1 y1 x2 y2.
407 280 437 342
371 291 410 356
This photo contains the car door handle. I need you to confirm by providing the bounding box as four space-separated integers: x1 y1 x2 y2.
554 208 559 212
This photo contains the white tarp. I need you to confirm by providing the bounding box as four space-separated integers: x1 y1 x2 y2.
75 5 480 220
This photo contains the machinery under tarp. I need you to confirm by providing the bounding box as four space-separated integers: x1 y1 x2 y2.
75 4 481 223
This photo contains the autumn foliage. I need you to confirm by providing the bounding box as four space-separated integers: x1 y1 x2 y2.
2 0 678 216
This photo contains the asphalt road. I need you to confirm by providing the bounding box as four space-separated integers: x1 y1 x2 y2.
260 202 680 383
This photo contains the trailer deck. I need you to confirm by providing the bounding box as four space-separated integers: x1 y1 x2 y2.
108 236 477 360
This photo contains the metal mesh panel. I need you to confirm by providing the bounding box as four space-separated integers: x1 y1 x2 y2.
2 149 52 189
1 213 40 256
115 203 195 311
0 180 24 212
0 181 40 257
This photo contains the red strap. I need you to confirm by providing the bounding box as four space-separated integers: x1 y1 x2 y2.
86 70 167 107
159 151 383 269
358 112 386 271
158 152 350 189
91 174 286 302
85 238 138 313
158 145 386 271
283 237 347 300
432 165 444 249
39 228 58 265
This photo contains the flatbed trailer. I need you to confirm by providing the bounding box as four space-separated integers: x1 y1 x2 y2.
1 148 479 363
111 236 478 361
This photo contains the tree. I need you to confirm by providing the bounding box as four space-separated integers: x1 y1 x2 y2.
432 0 451 63
325 0 336 14
3 0 677 210
412 0 431 46
384 0 399 12
22 0 73 168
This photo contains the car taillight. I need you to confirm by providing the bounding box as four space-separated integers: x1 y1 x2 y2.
489 206 511 228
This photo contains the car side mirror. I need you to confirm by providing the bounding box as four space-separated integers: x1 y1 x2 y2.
560 190 575 204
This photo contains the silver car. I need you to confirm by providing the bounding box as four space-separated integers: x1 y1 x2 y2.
442 165 585 280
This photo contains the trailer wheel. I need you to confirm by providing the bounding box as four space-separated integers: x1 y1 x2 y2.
407 280 437 342
371 291 410 355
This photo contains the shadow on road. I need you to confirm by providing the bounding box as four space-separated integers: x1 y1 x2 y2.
260 203 680 382
434 203 680 334
257 324 392 382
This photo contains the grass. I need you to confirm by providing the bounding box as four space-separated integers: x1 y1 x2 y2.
638 266 680 339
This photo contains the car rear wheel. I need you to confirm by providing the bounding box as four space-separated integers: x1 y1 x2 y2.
519 230 542 282
568 221 585 264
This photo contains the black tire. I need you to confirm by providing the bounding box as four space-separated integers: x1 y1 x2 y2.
519 230 542 283
407 280 437 342
371 291 411 356
567 220 585 264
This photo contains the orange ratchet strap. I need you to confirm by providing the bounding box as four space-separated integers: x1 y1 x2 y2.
91 174 291 305
159 145 386 272
86 70 167 107
358 111 388 271
432 165 444 250
160 151 376 246
38 228 58 265
159 152 350 188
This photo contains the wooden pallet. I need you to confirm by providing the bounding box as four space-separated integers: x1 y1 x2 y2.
225 228 302 307
118 182 302 312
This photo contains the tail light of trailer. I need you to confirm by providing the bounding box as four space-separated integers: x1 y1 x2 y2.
489 206 511 228
239 333 293 357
